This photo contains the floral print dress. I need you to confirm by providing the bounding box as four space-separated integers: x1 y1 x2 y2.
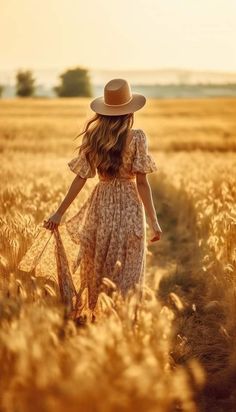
18 129 158 321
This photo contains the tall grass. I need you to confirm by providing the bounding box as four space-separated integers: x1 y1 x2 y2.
0 98 236 411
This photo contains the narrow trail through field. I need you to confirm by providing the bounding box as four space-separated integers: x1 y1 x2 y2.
146 171 236 411
146 172 203 299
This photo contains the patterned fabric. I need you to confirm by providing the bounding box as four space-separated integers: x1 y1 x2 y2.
68 151 96 179
18 129 158 322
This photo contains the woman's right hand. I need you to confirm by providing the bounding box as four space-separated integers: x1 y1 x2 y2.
43 212 62 231
149 219 162 242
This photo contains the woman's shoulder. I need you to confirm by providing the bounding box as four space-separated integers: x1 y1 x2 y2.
124 129 146 153
130 128 145 136
131 128 147 143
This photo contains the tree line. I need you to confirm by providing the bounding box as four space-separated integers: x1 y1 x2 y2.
0 67 92 98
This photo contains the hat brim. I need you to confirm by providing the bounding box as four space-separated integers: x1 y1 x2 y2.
90 93 146 116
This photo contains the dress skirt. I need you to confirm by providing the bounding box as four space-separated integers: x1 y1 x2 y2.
18 177 147 322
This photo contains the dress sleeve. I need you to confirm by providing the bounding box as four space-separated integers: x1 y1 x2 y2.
132 129 158 174
68 150 96 178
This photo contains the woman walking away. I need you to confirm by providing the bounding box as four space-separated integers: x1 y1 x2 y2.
18 78 162 323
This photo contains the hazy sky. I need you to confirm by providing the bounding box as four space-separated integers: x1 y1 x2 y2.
1 0 236 72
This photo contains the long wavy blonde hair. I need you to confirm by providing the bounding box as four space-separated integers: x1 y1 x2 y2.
74 113 134 177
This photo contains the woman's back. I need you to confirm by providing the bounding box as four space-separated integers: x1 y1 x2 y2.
68 128 157 180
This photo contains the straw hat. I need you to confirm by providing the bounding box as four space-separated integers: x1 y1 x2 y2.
90 78 146 116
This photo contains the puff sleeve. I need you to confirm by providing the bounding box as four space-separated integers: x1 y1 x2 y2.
68 150 96 178
132 129 158 174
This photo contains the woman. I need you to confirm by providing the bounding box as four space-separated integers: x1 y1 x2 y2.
18 78 162 323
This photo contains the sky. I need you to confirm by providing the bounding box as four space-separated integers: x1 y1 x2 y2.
1 0 236 73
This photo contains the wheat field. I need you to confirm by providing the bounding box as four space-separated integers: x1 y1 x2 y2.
0 98 236 412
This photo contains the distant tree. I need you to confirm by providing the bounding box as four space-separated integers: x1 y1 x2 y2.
16 70 35 97
54 67 92 97
0 85 4 98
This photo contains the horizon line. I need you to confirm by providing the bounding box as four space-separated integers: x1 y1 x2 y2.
1 66 236 75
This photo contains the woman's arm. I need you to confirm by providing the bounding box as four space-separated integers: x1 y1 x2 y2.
43 174 87 231
136 173 162 242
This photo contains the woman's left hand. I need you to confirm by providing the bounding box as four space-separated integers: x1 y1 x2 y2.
43 212 62 231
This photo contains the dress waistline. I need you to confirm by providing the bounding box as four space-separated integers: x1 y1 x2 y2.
99 176 136 182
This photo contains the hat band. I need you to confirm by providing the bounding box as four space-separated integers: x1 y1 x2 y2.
104 95 133 107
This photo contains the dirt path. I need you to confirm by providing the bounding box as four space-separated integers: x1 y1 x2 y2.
146 172 203 301
145 171 236 411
